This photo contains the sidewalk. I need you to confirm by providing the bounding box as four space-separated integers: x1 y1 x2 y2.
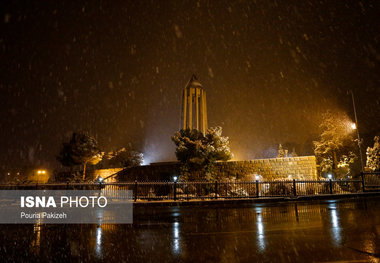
133 191 380 207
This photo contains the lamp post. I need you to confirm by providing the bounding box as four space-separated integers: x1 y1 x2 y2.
350 90 364 172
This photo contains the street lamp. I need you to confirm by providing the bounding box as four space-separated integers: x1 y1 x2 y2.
350 90 364 172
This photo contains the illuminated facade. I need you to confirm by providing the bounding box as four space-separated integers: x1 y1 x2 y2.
181 75 207 134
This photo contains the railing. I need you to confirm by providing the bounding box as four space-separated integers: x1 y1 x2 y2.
362 171 380 191
1 173 379 202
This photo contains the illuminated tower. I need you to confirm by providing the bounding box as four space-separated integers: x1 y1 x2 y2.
181 75 208 134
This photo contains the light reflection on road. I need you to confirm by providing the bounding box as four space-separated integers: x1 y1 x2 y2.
173 221 180 254
328 202 342 246
255 206 265 251
95 226 102 258
2 197 379 263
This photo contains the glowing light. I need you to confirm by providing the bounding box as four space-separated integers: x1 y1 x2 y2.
37 170 47 175
173 176 178 182
327 174 332 179
142 156 150 165
255 175 260 181
351 123 357 130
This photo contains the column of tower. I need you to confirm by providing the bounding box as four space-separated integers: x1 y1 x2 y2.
181 75 207 134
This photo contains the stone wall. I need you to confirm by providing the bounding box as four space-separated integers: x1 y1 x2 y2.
117 163 180 182
92 168 124 182
27 173 50 183
116 156 318 181
52 168 124 182
214 156 318 180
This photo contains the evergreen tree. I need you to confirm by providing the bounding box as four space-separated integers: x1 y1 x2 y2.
57 131 101 180
366 136 380 171
313 111 357 178
99 148 143 168
171 126 233 180
277 144 285 158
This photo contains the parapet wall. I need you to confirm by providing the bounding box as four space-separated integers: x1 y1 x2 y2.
215 156 318 180
115 156 318 181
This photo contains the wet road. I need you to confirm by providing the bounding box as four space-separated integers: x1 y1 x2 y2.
0 197 379 262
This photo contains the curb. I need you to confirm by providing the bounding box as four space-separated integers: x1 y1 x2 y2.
133 192 380 207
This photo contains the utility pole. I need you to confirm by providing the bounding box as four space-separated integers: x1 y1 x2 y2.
350 90 364 171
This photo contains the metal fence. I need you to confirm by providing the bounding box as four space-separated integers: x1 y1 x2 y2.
0 172 379 201
363 172 380 191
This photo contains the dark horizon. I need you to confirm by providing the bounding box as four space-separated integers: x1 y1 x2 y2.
1 0 379 171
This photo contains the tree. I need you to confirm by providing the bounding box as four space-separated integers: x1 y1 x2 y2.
291 147 298 157
336 152 357 178
313 111 357 178
57 143 78 168
172 128 206 166
99 148 143 168
204 127 234 162
366 136 380 171
57 131 101 180
171 126 233 180
277 144 285 158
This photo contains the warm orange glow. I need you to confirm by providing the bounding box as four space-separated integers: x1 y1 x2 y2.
351 123 357 130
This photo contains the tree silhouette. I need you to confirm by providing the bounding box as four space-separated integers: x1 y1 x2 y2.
57 131 101 180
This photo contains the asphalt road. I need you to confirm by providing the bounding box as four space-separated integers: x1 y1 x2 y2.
0 197 379 262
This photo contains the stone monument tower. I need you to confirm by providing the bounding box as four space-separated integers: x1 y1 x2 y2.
181 75 208 134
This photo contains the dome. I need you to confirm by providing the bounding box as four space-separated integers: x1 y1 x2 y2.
185 74 203 89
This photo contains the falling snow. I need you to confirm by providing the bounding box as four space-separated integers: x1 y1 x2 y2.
0 0 379 171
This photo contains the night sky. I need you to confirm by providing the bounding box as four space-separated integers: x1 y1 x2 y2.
1 0 379 170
